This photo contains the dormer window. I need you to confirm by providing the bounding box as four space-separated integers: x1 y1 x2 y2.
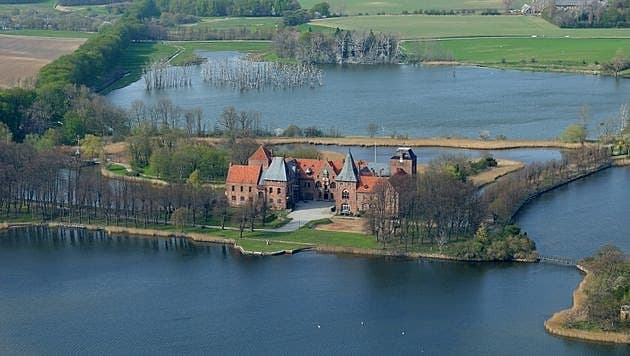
323 169 329 178
306 167 313 175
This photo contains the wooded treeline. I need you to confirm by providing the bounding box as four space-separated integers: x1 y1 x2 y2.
0 141 230 228
154 0 300 17
274 28 400 64
485 145 611 224
544 0 630 28
578 246 630 331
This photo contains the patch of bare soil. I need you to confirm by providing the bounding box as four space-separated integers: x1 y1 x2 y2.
0 35 85 88
469 159 525 186
316 216 367 234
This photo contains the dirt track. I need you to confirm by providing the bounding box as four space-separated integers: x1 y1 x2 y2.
0 35 85 87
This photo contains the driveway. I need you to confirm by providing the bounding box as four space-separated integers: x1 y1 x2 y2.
273 200 335 232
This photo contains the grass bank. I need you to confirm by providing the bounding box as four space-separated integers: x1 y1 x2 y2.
403 37 630 76
0 219 538 262
301 0 507 14
545 265 630 344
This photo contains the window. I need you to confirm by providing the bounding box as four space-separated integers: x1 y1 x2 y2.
277 188 281 194
269 198 274 204
231 185 235 191
248 187 252 193
240 196 244 201
231 196 236 201
342 190 350 199
330 182 336 189
240 186 243 192
315 181 322 188
258 192 264 199
269 187 273 193
278 199 282 204
341 203 350 214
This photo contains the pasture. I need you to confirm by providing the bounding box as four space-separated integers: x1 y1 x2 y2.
312 15 630 39
0 34 85 87
422 37 630 66
299 0 513 14
183 17 282 31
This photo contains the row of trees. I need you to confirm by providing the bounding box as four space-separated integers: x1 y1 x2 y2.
544 0 630 28
0 141 231 228
0 8 120 32
274 28 400 64
153 0 301 17
485 145 611 224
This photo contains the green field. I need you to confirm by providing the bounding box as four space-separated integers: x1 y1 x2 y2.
418 37 630 66
0 0 54 11
300 0 512 14
182 17 282 31
313 15 630 39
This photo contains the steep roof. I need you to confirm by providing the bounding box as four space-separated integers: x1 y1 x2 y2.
248 145 272 165
263 157 287 182
336 151 359 182
226 165 262 185
295 158 333 179
357 176 387 193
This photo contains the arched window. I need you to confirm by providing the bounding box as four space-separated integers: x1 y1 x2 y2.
342 190 350 199
341 203 350 214
330 182 336 189
269 187 273 193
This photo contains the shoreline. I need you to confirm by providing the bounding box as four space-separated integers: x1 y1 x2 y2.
544 265 630 344
193 136 582 150
0 221 536 263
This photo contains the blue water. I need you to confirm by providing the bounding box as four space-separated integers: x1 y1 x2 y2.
107 51 630 140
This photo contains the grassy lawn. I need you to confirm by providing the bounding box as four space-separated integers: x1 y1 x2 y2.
0 29 94 38
169 40 273 65
300 0 513 14
106 163 128 175
313 15 630 39
404 37 630 67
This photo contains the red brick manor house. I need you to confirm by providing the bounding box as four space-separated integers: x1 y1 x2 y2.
226 145 417 215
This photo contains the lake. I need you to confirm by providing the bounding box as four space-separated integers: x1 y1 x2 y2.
1 168 629 354
107 51 630 140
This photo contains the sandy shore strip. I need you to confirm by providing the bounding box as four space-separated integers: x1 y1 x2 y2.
193 136 582 150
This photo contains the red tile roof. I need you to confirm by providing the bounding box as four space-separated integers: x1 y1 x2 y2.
294 158 342 179
226 165 261 185
248 145 272 164
357 176 387 193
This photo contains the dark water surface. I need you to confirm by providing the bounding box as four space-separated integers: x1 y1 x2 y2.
0 227 628 354
107 51 630 140
517 167 630 259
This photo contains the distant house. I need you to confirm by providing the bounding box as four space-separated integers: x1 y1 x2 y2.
225 145 418 215
554 0 587 8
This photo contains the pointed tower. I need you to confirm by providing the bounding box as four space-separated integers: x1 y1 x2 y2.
248 145 272 169
335 151 359 214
